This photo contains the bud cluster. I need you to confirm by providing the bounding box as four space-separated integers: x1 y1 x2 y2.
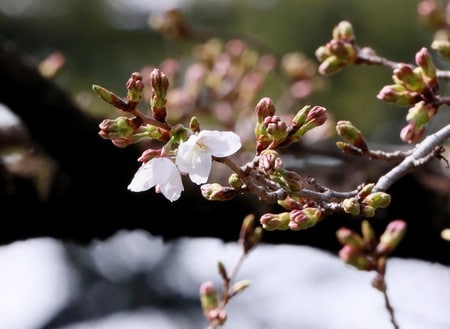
336 219 407 277
339 183 391 217
376 47 439 143
315 20 357 75
260 207 322 231
254 97 328 153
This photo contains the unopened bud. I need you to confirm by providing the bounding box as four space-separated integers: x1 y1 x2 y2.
260 212 290 231
264 115 288 141
336 227 365 250
289 106 328 142
288 208 321 231
315 45 330 62
199 281 218 313
418 0 446 29
318 55 346 75
431 39 450 60
376 84 422 106
189 116 200 133
376 220 407 255
150 68 169 98
255 97 276 122
361 205 375 217
341 197 361 215
400 122 425 144
228 173 244 189
336 120 368 152
92 85 128 110
229 280 251 297
362 192 391 210
332 20 355 42
150 68 169 122
415 47 438 90
392 64 426 92
239 214 262 254
339 245 373 271
336 141 363 156
126 72 144 105
258 150 283 174
200 183 236 201
361 220 377 248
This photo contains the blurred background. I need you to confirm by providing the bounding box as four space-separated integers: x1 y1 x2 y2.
1 1 450 329
0 0 438 138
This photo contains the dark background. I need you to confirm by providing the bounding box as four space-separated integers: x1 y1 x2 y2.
1 0 449 265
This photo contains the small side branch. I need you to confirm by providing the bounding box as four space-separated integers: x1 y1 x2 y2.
374 124 450 192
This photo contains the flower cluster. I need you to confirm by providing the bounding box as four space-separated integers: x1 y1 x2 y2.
128 129 241 201
94 69 241 202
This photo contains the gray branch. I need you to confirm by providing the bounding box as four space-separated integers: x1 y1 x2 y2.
374 124 450 192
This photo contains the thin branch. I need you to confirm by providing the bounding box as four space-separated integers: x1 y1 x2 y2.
374 124 450 192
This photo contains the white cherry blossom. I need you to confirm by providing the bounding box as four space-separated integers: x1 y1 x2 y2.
176 130 241 185
127 157 183 202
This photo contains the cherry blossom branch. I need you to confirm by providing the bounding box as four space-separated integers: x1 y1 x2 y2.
374 123 450 192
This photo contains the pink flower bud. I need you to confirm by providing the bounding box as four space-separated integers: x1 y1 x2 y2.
255 97 276 122
376 220 407 255
260 212 290 231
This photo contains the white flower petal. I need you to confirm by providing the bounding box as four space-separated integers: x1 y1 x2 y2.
175 136 198 174
200 130 241 157
159 176 184 201
127 160 157 192
189 151 212 184
128 157 184 201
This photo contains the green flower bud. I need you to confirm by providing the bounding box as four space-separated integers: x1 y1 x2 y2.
260 212 290 231
229 280 251 297
361 220 377 248
392 64 427 92
318 55 346 75
341 197 361 215
332 20 355 42
358 183 375 199
126 72 144 105
264 115 288 141
315 45 330 62
376 84 422 106
290 105 312 129
361 205 375 217
376 220 407 255
338 245 373 271
336 141 363 156
200 183 236 201
92 85 128 111
415 47 438 90
336 120 368 152
199 281 219 316
228 173 244 189
189 116 200 133
336 227 365 250
362 192 391 209
239 214 262 254
431 39 450 60
288 208 321 231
